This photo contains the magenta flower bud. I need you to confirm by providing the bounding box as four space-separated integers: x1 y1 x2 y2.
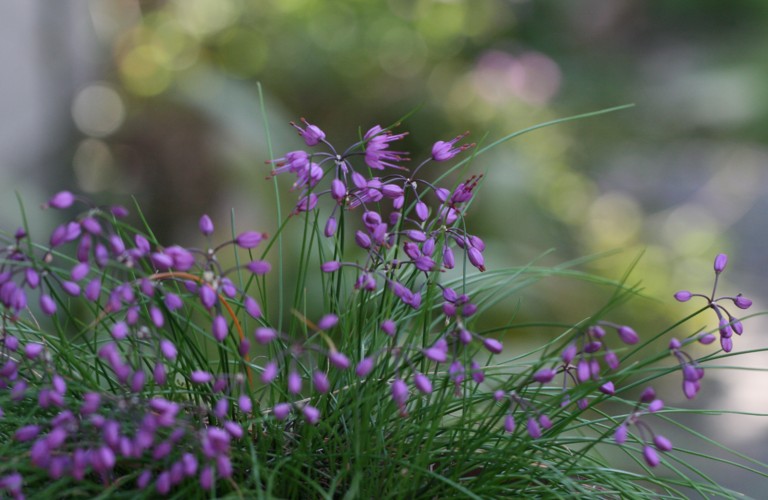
698 333 716 344
354 230 371 250
674 290 692 302
733 295 752 310
381 319 396 336
246 260 272 275
614 424 628 444
244 296 262 319
288 371 302 394
718 318 732 339
533 368 556 383
527 417 542 439
190 371 213 384
604 350 620 370
199 214 214 236
254 327 277 344
617 325 639 344
442 245 455 269
643 445 660 467
24 342 44 359
355 357 375 377
61 280 81 297
576 359 590 382
317 314 338 330
15 424 41 442
482 338 503 354
503 414 516 433
324 216 337 237
732 318 744 335
153 362 167 385
293 118 325 146
321 261 342 272
414 373 433 394
303 405 321 425
108 321 127 340
653 434 673 452
130 369 146 392
414 201 429 221
4 335 18 351
47 191 75 209
273 403 291 420
199 285 217 309
561 343 577 364
599 381 615 395
148 305 164 328
392 379 409 407
235 231 267 249
238 394 253 414
312 371 330 394
330 179 346 202
431 132 471 162
588 325 606 339
640 386 656 402
683 379 700 399
714 253 728 274
467 247 486 272
329 351 350 369
199 465 214 490
159 339 177 360
25 268 40 289
470 361 485 383
645 399 664 415
539 414 553 430
721 335 733 352
584 341 602 353
668 338 682 350
261 362 278 383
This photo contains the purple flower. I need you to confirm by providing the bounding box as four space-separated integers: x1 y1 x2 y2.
533 368 556 383
261 362 279 383
599 381 615 396
247 260 272 275
653 434 673 451
414 373 433 394
431 132 472 162
355 357 375 377
321 261 342 272
199 214 214 235
733 294 752 309
317 314 338 330
614 424 628 444
642 445 660 467
46 191 75 209
504 414 516 433
235 231 267 249
273 403 291 420
482 337 503 354
212 315 228 341
288 371 302 394
313 371 330 393
291 118 326 146
303 405 321 424
526 417 542 439
363 125 409 170
190 371 213 384
329 351 350 370
391 379 409 409
244 296 262 318
617 325 639 345
714 253 728 274
674 290 692 302
254 327 277 344
380 319 396 336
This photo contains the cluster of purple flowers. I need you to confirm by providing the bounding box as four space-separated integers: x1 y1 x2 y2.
669 253 753 399
0 194 278 496
0 116 758 497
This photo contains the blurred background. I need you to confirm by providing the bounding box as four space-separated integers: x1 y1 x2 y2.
2 0 767 492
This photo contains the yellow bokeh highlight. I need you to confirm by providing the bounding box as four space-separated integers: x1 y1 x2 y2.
119 44 173 96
